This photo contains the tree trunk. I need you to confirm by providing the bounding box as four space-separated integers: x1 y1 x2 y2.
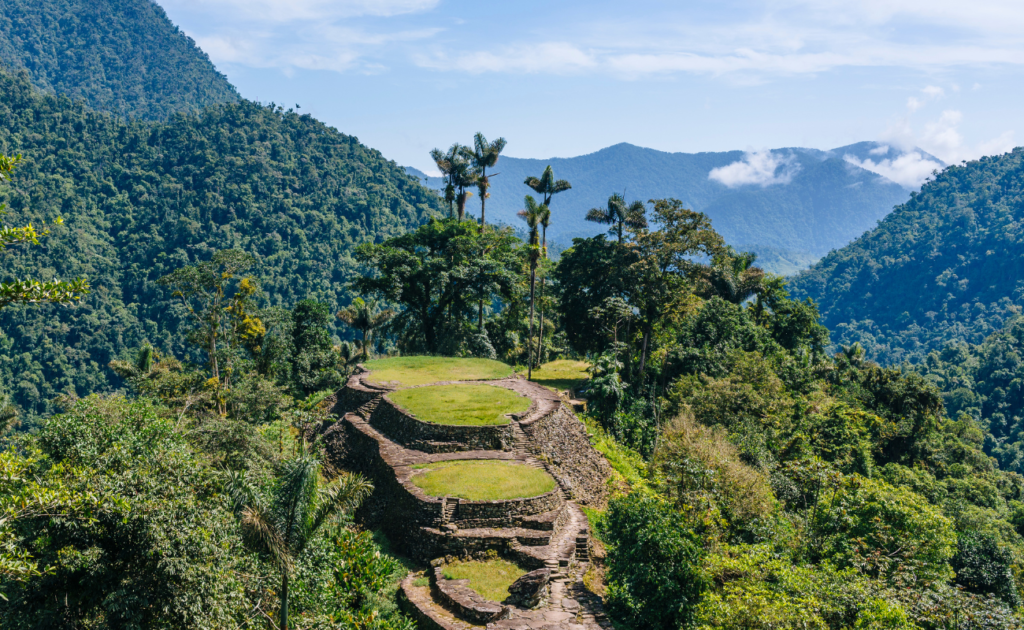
362 329 368 362
527 266 537 380
280 573 289 630
480 172 487 226
637 322 652 382
536 275 546 368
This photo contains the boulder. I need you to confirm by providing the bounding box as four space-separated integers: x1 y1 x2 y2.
505 568 551 608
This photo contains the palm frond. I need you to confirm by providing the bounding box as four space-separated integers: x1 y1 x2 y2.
240 505 292 573
307 473 373 541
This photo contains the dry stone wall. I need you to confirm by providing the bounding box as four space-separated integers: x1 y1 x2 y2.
370 396 513 453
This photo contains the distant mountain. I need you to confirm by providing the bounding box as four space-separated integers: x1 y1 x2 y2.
788 147 1024 365
407 142 933 274
0 0 238 120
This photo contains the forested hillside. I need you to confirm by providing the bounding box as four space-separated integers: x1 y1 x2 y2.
789 148 1024 365
410 142 915 274
0 0 238 120
0 68 441 417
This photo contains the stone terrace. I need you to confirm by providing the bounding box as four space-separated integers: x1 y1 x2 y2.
325 363 613 630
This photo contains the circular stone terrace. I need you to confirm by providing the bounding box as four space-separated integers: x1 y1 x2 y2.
326 356 613 630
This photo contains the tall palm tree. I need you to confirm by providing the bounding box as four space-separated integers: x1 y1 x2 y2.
525 166 568 370
700 248 765 304
524 165 571 207
337 297 395 361
518 195 545 380
228 450 373 630
429 145 459 218
463 133 507 226
534 204 552 366
451 156 478 221
585 193 648 242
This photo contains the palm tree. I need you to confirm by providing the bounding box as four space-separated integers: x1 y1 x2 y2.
518 195 545 379
337 298 395 361
534 204 552 366
700 248 765 304
524 166 568 370
228 450 373 630
524 165 571 207
585 193 648 242
451 156 478 221
429 145 458 218
431 144 475 219
463 133 507 227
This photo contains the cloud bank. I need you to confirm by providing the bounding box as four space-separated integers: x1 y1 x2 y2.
844 150 943 188
709 150 799 187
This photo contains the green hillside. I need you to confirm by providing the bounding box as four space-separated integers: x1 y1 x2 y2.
0 0 238 119
0 68 440 416
788 148 1024 365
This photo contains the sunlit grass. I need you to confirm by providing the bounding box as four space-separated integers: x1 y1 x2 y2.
442 558 527 602
389 384 529 426
411 460 556 501
364 356 513 387
527 359 590 393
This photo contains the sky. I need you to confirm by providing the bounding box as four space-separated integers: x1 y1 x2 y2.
156 0 1024 182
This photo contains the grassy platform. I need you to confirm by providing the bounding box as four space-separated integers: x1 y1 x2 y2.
389 384 529 426
364 356 513 387
529 359 590 393
442 558 527 602
411 460 556 501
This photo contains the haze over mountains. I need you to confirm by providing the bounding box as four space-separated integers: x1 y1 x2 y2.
408 142 944 274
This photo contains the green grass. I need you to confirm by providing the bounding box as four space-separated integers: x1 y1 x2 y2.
528 359 590 393
442 558 527 602
581 415 650 494
364 356 513 387
411 460 556 501
389 384 529 426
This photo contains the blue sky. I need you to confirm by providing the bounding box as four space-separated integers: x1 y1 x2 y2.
157 0 1024 180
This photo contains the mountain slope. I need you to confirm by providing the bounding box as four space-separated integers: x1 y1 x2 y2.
410 142 917 274
0 69 440 415
788 148 1024 365
0 0 238 119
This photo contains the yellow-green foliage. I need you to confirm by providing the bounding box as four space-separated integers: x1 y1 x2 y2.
582 415 650 495
441 557 526 602
411 460 556 501
389 384 529 426
695 545 898 630
530 359 590 393
653 413 775 524
363 356 513 387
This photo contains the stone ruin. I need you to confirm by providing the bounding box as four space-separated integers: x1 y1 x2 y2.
321 364 615 630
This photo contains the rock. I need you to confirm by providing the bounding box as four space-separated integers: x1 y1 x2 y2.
505 568 551 608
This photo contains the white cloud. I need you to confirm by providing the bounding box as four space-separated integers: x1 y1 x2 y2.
844 151 943 188
709 150 799 187
921 85 944 98
869 144 891 156
878 109 1015 166
414 43 596 74
906 97 923 112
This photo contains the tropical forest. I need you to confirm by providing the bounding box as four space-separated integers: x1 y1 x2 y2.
2 1 1024 629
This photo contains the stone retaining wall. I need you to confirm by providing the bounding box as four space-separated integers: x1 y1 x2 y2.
432 567 511 624
451 489 563 525
371 396 513 453
523 404 611 507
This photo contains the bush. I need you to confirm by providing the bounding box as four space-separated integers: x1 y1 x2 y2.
603 494 708 630
951 531 1021 608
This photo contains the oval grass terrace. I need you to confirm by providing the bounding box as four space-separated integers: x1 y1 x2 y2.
411 459 556 502
389 383 530 427
363 356 514 388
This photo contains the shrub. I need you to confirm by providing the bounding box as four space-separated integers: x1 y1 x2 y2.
603 494 708 630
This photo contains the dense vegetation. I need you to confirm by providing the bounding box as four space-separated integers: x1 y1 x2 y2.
410 141 913 274
788 148 1024 365
0 0 238 120
0 67 441 418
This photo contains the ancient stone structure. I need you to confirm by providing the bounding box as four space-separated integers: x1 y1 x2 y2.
325 364 614 630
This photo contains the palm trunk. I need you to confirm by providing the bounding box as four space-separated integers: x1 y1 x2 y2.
361 329 368 362
480 171 487 226
280 573 289 630
637 323 652 382
536 275 546 368
527 266 537 380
